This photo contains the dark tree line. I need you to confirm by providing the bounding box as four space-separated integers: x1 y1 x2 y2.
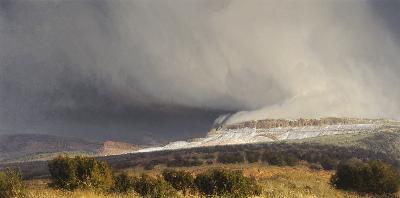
112 142 400 171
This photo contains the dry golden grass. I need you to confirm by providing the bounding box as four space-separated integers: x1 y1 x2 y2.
25 163 399 198
25 179 139 198
27 189 138 198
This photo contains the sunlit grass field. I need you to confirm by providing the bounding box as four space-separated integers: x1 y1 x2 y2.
25 163 396 198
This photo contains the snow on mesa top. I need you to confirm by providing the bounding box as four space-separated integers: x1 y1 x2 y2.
137 118 400 153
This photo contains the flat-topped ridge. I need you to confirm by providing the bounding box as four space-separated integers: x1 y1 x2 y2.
220 117 389 130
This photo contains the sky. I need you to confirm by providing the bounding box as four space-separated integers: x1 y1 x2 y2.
1 0 400 144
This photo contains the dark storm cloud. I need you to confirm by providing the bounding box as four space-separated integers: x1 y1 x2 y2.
1 0 400 141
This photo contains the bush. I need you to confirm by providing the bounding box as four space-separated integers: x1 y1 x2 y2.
320 156 338 170
0 169 26 198
285 154 299 166
202 154 215 160
144 160 164 170
309 163 323 171
75 156 114 190
217 152 245 164
48 156 114 191
113 172 136 193
194 169 261 198
166 156 203 167
134 174 177 198
48 156 78 190
331 159 400 195
245 151 260 163
162 169 194 194
262 152 285 166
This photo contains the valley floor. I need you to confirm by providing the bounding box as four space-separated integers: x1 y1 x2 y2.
25 163 395 198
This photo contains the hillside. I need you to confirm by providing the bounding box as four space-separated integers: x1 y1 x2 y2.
0 134 140 163
98 140 141 156
137 118 400 152
289 128 400 160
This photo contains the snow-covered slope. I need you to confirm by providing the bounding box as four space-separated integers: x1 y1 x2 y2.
137 118 399 153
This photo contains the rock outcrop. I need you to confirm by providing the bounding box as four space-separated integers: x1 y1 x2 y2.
221 117 381 130
98 141 140 156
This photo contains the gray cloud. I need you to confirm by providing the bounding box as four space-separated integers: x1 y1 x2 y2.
1 0 400 141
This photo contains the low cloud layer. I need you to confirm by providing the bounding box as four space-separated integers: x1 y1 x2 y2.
1 0 400 141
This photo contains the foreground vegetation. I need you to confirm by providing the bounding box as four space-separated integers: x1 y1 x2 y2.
332 159 400 195
1 140 400 198
0 156 399 198
0 169 26 198
22 163 400 198
45 156 261 197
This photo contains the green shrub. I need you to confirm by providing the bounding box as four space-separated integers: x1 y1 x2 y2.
0 169 26 198
113 172 136 193
162 169 194 194
217 152 245 164
48 156 114 191
166 156 203 167
331 159 400 195
245 151 260 163
75 156 114 190
48 156 78 190
202 154 215 160
144 160 164 170
284 154 299 166
194 169 261 198
309 163 323 171
134 174 177 198
262 152 286 166
320 156 338 170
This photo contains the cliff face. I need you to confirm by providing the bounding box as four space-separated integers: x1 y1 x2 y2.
98 141 140 156
220 118 378 130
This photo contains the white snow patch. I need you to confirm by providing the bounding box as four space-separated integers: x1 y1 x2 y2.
135 124 381 153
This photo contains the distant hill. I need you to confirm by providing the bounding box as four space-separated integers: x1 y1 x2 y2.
98 140 141 156
0 134 140 163
137 117 400 152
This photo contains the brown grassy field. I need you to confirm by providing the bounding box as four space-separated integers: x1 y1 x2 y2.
24 163 397 198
